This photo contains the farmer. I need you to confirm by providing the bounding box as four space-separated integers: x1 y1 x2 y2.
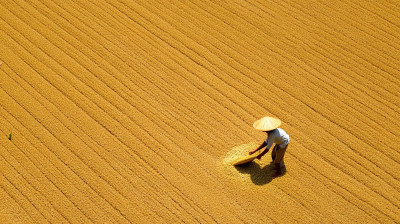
249 116 290 177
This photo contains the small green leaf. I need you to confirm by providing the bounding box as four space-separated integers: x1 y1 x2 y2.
8 133 12 140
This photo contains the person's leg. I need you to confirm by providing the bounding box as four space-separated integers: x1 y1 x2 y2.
272 144 288 177
271 144 278 161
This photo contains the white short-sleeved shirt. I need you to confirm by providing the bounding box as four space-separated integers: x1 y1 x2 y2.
264 128 290 149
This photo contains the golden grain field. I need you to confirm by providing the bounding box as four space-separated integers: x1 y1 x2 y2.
0 0 399 223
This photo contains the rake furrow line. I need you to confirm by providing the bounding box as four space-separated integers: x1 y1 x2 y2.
272 0 400 79
249 0 400 88
105 0 259 119
0 114 103 223
0 86 136 223
286 78 399 157
228 0 400 111
320 0 400 49
0 184 35 223
2 0 185 177
132 0 281 107
0 45 143 224
280 0 400 61
1 66 175 222
268 40 396 141
273 152 365 222
272 182 332 223
0 9 231 221
250 0 399 77
297 78 399 148
22 0 253 152
376 0 400 19
2 30 217 222
0 65 141 223
0 109 124 224
153 0 396 136
98 0 268 131
0 153 70 223
4 59 180 223
347 1 400 34
66 0 244 147
295 45 400 111
293 78 399 152
19 0 231 154
137 0 396 144
288 107 400 194
0 81 178 223
206 0 400 135
288 136 400 220
0 22 136 200
0 174 47 223
240 0 400 103
278 33 400 118
291 99 400 183
0 97 131 223
87 9 258 147
0 143 88 223
263 163 339 223
288 152 386 223
170 0 398 121
225 0 400 102
311 143 400 206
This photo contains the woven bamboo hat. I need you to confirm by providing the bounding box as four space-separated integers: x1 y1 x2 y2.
253 116 281 131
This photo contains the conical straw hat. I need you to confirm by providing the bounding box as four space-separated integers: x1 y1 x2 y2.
253 117 281 131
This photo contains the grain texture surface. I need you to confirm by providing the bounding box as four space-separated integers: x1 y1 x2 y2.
0 0 399 223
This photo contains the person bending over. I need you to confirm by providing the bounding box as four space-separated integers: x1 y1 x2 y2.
249 117 290 177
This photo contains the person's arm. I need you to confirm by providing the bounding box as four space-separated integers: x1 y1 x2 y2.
249 141 267 155
257 147 270 159
256 135 275 159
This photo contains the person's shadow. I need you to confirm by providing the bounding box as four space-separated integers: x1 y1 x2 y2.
234 161 286 185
